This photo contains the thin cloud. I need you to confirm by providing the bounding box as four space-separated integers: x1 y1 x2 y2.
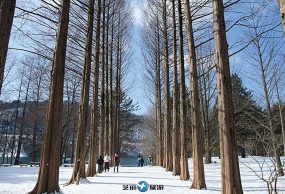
130 0 144 27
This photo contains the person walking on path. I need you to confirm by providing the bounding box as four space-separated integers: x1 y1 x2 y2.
104 153 111 172
97 155 104 173
137 157 141 167
147 156 153 166
114 153 120 172
140 157 144 167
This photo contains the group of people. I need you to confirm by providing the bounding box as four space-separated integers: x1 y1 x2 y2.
137 156 153 167
97 154 154 172
97 153 120 173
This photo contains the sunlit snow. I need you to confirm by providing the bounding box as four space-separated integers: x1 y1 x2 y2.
0 157 284 194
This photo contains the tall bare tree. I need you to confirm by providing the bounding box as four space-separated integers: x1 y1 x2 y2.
213 0 243 193
104 3 110 157
27 58 49 163
198 45 216 164
171 0 180 176
114 6 121 155
69 0 95 183
178 0 189 181
0 0 16 95
153 8 163 167
87 0 101 177
29 0 71 193
62 78 79 165
10 72 24 164
114 37 121 155
183 0 206 189
15 67 32 165
99 0 106 157
141 0 164 167
275 77 285 156
108 6 115 159
261 70 284 177
156 40 163 167
244 13 284 175
162 0 172 171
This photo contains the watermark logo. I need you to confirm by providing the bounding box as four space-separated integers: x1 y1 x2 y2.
137 181 149 192
122 181 164 192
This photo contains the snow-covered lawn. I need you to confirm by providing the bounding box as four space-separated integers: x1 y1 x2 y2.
0 157 284 194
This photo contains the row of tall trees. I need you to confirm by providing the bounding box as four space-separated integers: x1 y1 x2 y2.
141 0 235 190
1 0 135 193
142 0 285 193
1 0 285 194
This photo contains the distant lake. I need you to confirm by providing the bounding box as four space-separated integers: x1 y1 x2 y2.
120 157 142 166
0 156 40 164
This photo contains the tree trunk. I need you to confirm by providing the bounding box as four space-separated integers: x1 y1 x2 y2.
114 90 120 155
278 0 285 37
32 71 43 162
2 130 7 164
109 9 115 159
275 77 285 157
116 64 121 155
163 0 172 172
0 0 16 94
183 0 206 189
259 58 284 177
213 0 243 193
265 94 284 177
114 13 122 154
11 75 23 164
100 0 107 156
172 0 180 176
87 0 101 177
115 54 121 155
201 71 211 164
15 71 31 165
103 5 109 160
71 0 95 182
71 125 75 164
155 12 163 167
29 0 70 193
178 0 189 181
32 102 39 162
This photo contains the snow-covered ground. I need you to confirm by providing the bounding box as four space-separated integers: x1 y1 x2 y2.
0 157 284 194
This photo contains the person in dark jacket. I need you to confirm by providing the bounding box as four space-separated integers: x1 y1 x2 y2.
114 153 120 172
97 155 104 173
140 157 144 167
137 157 141 167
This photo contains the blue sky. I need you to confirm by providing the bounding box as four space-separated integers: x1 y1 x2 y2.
3 0 150 115
128 0 150 115
6 0 283 115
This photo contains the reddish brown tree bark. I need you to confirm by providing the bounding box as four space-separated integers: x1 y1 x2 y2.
0 0 16 94
162 0 172 172
172 0 180 176
213 0 243 193
70 0 96 182
88 0 102 177
183 0 206 189
178 0 189 181
29 0 70 193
